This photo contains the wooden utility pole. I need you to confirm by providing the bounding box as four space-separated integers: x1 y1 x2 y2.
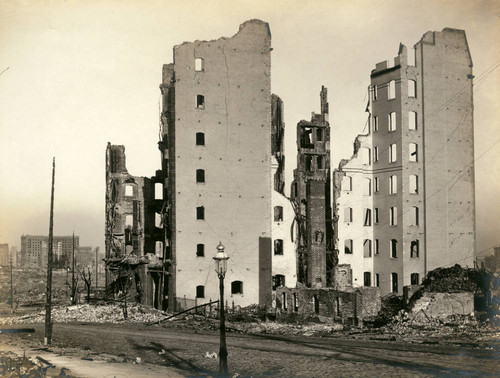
71 232 76 305
44 157 55 345
95 247 99 289
10 251 13 312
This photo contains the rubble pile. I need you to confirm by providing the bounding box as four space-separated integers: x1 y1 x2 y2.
0 351 54 376
0 303 169 325
414 264 490 295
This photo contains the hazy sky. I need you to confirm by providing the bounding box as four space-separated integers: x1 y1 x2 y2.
1 0 499 259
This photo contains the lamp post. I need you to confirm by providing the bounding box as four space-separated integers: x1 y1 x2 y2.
213 242 229 377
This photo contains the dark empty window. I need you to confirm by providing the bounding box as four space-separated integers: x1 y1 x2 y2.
316 128 323 141
410 273 420 285
196 132 205 146
196 169 205 183
272 274 286 290
317 156 324 169
364 209 372 226
410 240 420 258
274 206 283 222
274 239 283 255
196 206 205 220
392 273 398 293
196 285 205 298
196 95 205 109
196 243 204 257
231 281 243 295
391 239 398 258
301 127 313 148
306 155 313 172
364 272 371 286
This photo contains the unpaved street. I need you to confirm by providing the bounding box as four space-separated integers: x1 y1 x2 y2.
3 323 499 377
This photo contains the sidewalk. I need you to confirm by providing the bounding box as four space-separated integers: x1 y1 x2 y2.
0 342 191 377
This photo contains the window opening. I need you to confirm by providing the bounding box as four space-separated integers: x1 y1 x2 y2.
272 274 286 290
409 143 418 162
313 295 319 314
197 243 205 257
364 272 371 286
282 292 287 311
155 212 162 228
154 182 163 200
196 95 205 109
124 185 133 197
409 112 417 130
392 273 398 293
155 241 163 257
373 116 379 132
231 281 243 295
343 176 352 191
410 273 420 285
371 85 378 101
374 177 379 193
388 80 396 99
316 128 323 141
390 175 397 194
409 175 418 194
388 112 397 131
196 132 205 146
344 239 353 254
293 293 298 312
274 239 284 255
408 80 416 97
374 208 379 224
410 240 420 258
301 127 314 148
196 285 205 298
196 169 205 183
364 209 372 226
344 207 353 223
196 206 205 220
373 147 379 162
274 206 283 222
363 239 372 258
375 273 380 287
390 207 397 226
125 214 133 227
362 147 371 165
306 155 313 172
411 206 419 226
391 239 398 258
363 178 371 196
374 239 379 255
195 58 204 72
389 144 397 163
317 156 324 169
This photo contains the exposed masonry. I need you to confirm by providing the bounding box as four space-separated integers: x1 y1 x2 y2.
291 87 335 288
333 28 475 296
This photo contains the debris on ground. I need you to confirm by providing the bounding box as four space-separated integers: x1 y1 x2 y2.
0 303 169 325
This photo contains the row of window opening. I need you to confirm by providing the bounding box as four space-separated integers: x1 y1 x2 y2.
370 79 416 101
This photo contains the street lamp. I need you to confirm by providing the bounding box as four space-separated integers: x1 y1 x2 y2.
213 242 229 377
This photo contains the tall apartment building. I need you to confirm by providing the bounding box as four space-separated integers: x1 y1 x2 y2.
334 28 475 295
21 234 79 268
106 20 297 310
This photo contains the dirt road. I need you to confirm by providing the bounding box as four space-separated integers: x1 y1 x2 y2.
3 323 499 376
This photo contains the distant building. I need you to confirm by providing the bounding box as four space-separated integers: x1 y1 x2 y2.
21 235 79 268
0 244 9 266
76 246 94 269
334 28 476 295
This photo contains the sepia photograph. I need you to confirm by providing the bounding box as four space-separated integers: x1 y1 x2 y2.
0 0 499 376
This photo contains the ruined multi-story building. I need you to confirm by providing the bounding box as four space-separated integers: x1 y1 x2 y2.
105 20 296 310
20 234 79 268
291 87 335 288
334 28 476 295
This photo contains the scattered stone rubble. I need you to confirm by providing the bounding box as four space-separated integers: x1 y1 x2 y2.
0 303 169 325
